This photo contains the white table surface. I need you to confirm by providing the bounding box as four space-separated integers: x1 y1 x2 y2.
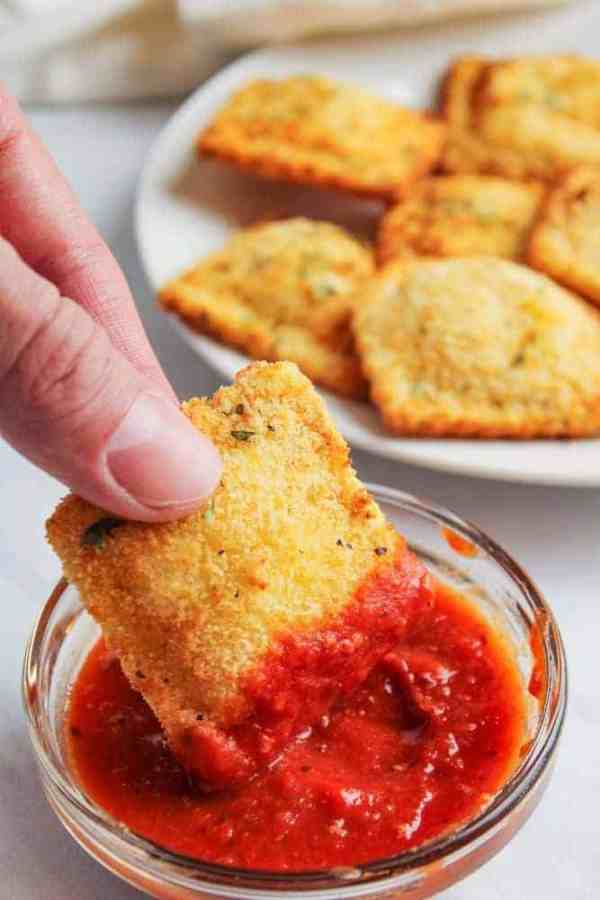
1 102 598 900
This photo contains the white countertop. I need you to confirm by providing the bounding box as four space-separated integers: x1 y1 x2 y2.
1 103 598 900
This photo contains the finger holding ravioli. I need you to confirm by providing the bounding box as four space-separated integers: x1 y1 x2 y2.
47 362 432 790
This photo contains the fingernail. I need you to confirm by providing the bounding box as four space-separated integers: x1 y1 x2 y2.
106 393 221 510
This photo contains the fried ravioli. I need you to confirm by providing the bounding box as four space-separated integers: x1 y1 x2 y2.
159 218 372 399
472 56 600 178
198 75 446 199
47 362 431 788
477 55 600 129
441 54 600 181
440 56 487 127
439 55 509 177
377 175 544 264
528 167 600 305
475 103 600 182
353 258 600 438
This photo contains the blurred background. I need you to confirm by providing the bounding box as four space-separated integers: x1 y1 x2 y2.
1 0 569 102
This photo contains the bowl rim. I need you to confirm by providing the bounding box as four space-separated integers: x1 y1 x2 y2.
23 485 567 894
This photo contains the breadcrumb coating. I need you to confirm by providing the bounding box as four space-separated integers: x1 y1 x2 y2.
440 56 487 127
198 75 446 199
160 218 372 399
441 55 600 181
528 166 600 305
353 258 600 438
475 103 600 182
478 56 600 129
377 175 544 264
48 362 429 786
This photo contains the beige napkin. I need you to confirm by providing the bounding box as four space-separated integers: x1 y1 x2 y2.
0 0 570 103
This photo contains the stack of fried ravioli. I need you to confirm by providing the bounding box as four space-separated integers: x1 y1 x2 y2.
160 63 600 439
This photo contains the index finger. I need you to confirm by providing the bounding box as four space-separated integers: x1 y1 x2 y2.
0 85 174 397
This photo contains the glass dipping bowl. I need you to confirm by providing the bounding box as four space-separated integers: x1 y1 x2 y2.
23 486 566 900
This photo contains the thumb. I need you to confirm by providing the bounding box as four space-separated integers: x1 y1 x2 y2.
0 238 221 522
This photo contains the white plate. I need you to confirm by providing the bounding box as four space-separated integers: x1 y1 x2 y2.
136 1 600 486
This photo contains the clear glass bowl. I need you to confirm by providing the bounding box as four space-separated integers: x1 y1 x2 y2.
23 486 566 900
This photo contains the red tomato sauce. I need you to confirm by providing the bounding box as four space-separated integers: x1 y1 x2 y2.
67 582 528 871
176 548 433 790
442 527 479 558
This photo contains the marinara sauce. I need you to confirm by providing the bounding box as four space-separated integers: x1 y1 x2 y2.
67 581 528 871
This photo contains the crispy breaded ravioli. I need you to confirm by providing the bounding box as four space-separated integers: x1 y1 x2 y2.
440 55 508 177
528 167 600 305
160 218 372 398
478 56 600 129
441 54 600 181
198 75 446 198
353 258 600 438
441 124 534 181
440 56 487 127
47 362 430 787
475 103 600 182
377 176 544 264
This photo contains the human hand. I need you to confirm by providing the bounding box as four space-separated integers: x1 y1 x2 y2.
0 87 221 521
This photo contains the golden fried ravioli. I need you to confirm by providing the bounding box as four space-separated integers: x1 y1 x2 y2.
198 75 446 199
440 56 487 127
475 103 600 182
353 258 600 438
441 125 534 181
441 54 600 181
478 55 600 129
47 362 430 788
440 55 509 177
160 218 372 398
528 167 600 305
377 176 544 264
